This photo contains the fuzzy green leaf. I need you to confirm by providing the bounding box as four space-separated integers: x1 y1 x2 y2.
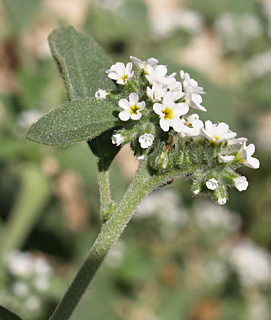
0 305 23 320
48 26 116 99
48 26 120 167
26 98 121 147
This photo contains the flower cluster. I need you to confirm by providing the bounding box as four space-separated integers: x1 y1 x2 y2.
96 56 260 205
2 250 54 316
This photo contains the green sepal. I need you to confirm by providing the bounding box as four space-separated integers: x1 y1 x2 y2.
26 98 122 147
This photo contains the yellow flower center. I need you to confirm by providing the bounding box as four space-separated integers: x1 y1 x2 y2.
213 135 220 140
130 104 140 115
121 74 128 83
162 107 173 120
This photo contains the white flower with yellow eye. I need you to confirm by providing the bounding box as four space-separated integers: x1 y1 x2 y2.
201 120 237 143
106 62 134 85
153 92 189 132
237 142 260 169
118 93 145 121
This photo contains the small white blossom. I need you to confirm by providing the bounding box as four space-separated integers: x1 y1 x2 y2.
112 133 124 146
167 79 185 101
181 114 204 138
153 92 189 132
180 70 206 111
183 85 206 111
180 70 205 94
145 64 168 84
201 120 237 143
139 133 154 149
11 282 29 297
234 176 249 191
229 239 271 288
147 82 167 102
206 178 219 190
34 276 50 292
218 197 227 205
106 62 134 85
118 93 145 121
130 56 158 70
227 137 248 146
238 141 260 169
95 88 107 100
25 295 41 311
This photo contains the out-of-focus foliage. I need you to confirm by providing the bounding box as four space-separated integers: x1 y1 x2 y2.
0 0 270 319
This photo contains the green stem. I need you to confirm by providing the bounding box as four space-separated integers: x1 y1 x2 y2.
98 170 112 221
49 161 192 320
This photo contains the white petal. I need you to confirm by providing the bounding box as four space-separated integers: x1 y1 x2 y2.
159 118 170 131
163 92 174 106
118 99 130 110
119 110 130 121
247 157 260 169
131 112 142 120
129 92 139 105
153 103 164 115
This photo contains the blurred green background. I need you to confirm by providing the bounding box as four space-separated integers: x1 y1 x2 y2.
0 0 271 319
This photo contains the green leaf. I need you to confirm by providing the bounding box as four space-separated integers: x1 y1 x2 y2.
26 98 121 147
0 305 22 320
48 26 120 167
48 26 117 100
88 128 121 171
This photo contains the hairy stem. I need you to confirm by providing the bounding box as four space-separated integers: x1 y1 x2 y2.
48 160 193 320
98 170 112 221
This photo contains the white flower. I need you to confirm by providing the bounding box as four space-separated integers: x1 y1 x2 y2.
206 178 219 190
181 114 204 138
130 56 158 70
234 176 249 191
218 154 235 163
118 93 145 121
35 276 50 292
95 88 107 100
183 85 206 111
145 64 168 84
106 62 134 85
167 79 185 101
180 70 206 111
229 239 271 288
6 250 34 277
201 120 237 143
180 70 205 94
112 133 124 146
153 92 189 132
25 295 41 311
218 197 227 205
139 133 154 149
238 141 260 169
11 282 29 297
227 137 248 146
147 82 167 102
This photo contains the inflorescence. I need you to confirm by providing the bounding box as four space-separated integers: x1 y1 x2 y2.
95 56 260 205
